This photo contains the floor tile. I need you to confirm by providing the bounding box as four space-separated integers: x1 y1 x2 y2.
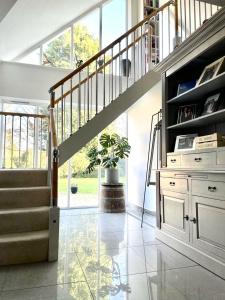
2 254 86 291
0 282 93 300
145 244 197 273
77 246 147 282
147 266 225 300
89 273 149 300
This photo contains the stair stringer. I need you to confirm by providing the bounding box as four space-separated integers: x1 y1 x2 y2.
58 70 161 166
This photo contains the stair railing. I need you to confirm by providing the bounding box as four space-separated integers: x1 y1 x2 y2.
48 0 222 206
0 111 49 169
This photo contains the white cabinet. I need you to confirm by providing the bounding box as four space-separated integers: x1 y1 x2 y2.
161 191 189 242
191 195 225 262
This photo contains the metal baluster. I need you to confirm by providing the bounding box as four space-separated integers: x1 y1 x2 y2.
103 54 106 108
161 10 164 60
204 0 207 21
63 96 66 139
180 0 183 42
87 65 90 120
199 0 201 27
84 81 86 124
96 60 98 113
108 53 111 103
168 6 171 53
111 47 114 101
33 117 36 168
56 102 59 138
126 36 129 88
189 0 191 34
194 0 196 31
115 55 117 98
70 78 73 135
26 117 29 168
133 31 136 81
78 72 81 128
184 0 187 38
11 116 14 168
119 42 122 94
19 116 22 167
140 26 143 76
90 76 93 119
61 85 64 141
40 118 43 168
3 116 6 168
210 3 213 17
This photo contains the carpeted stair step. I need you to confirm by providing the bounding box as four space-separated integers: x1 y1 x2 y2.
0 230 49 265
0 169 48 188
0 207 49 235
0 186 51 209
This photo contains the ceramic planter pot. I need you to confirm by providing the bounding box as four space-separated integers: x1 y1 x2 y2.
71 186 78 194
105 168 119 184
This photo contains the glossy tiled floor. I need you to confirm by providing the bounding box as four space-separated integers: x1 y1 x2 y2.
0 209 225 299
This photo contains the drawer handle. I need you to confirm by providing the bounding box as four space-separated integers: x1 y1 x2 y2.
171 159 177 163
208 186 217 192
190 217 197 224
169 182 175 186
194 157 202 162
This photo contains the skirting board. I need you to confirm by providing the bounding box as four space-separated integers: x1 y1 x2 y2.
156 229 225 280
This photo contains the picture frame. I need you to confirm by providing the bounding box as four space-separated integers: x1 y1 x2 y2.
201 93 221 116
177 80 197 96
177 104 197 123
174 134 198 152
196 56 225 86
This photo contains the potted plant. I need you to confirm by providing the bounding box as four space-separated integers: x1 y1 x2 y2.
71 172 78 194
85 133 131 184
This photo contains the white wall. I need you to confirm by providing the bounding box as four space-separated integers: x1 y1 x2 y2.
0 61 72 102
127 81 162 212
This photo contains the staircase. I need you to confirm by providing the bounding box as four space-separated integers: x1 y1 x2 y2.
0 170 50 265
0 0 223 266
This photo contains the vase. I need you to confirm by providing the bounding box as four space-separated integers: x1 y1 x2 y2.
105 168 119 184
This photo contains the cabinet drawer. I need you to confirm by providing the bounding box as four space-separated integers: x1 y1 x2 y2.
192 179 225 200
167 154 181 168
160 177 187 194
181 152 216 168
217 149 225 166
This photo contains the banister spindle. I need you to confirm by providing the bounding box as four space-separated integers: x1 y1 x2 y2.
103 54 106 108
87 65 90 120
111 47 114 101
70 78 73 135
3 116 6 168
11 116 14 168
78 72 81 128
26 116 29 168
19 116 22 167
95 60 98 114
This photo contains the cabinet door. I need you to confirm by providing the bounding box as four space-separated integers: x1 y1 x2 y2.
161 191 189 242
192 196 225 262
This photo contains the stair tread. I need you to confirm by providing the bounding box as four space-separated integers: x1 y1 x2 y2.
0 230 49 243
0 206 50 214
0 186 50 191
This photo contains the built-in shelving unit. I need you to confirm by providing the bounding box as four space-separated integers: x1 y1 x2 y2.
167 72 225 105
167 109 225 129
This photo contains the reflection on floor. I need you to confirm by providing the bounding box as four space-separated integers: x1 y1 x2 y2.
58 193 98 208
0 209 225 299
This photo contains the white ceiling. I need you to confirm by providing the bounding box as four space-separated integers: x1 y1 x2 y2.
0 0 17 23
0 0 101 61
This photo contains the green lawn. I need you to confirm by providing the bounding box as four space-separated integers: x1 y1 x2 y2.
59 177 98 194
59 176 126 194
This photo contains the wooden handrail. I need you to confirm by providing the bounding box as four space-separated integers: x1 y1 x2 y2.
0 111 48 119
54 33 147 104
49 0 174 92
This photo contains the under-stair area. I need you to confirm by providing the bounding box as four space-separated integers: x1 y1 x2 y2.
0 169 50 265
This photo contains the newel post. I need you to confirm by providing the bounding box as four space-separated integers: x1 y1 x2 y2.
50 90 58 207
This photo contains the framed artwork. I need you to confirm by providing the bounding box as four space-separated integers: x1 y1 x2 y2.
177 104 197 123
174 134 198 151
201 93 221 115
177 80 197 95
196 56 225 86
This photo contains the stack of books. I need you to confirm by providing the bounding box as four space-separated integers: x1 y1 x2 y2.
195 133 225 149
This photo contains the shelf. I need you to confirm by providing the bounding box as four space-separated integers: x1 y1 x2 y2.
167 109 225 130
167 72 225 105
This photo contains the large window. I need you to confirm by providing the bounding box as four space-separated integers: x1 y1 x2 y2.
17 0 127 69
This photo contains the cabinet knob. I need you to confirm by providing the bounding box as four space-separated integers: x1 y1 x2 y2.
190 217 197 224
169 182 175 186
184 215 189 221
208 186 217 192
171 159 176 163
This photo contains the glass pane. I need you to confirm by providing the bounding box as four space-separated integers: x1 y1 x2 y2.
42 28 71 68
18 48 41 65
73 8 100 69
102 0 126 48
